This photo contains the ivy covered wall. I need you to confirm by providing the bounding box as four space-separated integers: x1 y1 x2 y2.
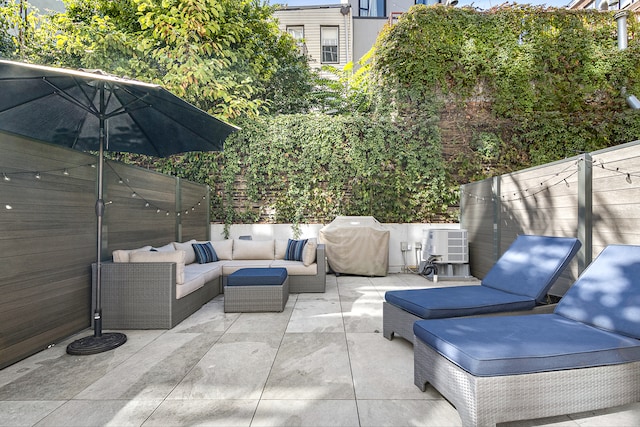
156 113 457 226
157 6 640 227
374 6 640 181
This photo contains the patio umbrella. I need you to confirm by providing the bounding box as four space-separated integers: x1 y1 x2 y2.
0 60 238 355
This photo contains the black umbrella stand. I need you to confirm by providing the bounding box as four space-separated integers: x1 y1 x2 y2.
67 86 127 355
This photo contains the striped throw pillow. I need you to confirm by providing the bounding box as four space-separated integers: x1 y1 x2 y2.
192 242 218 264
285 238 308 261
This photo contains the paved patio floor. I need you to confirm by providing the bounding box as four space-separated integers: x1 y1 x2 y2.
1 273 639 426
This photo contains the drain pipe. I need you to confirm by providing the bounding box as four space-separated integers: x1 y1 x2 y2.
612 9 640 109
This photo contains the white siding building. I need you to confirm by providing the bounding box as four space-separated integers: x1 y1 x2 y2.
273 1 451 71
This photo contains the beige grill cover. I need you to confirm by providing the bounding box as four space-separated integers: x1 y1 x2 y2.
319 216 389 276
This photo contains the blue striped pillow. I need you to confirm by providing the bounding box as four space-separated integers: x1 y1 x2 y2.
192 242 218 264
285 239 308 261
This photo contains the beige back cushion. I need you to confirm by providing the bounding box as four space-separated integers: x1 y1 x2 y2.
211 239 233 260
302 238 318 266
112 246 152 263
233 239 275 260
275 239 289 260
130 250 186 285
173 239 197 264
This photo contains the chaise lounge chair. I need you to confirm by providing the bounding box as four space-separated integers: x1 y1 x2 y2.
413 244 640 426
383 235 582 342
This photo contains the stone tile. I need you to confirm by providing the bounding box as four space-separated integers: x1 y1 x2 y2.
0 401 64 427
570 402 640 426
347 333 438 400
0 331 163 400
499 416 578 426
224 306 293 334
295 281 340 302
357 399 462 427
168 333 281 400
75 331 222 400
171 301 240 334
337 280 381 302
142 399 258 426
262 333 354 400
252 399 359 426
286 300 344 333
340 300 383 334
34 399 161 427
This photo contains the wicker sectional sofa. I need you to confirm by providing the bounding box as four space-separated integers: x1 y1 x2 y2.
94 238 326 329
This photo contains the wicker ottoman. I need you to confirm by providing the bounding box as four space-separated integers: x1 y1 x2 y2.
224 268 289 312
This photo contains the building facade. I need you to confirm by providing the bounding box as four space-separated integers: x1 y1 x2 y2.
273 1 451 72
569 0 639 10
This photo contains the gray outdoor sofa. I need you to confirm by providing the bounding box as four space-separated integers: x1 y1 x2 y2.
93 238 326 329
413 244 640 426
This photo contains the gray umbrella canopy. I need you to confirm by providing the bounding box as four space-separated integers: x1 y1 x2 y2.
0 60 238 155
0 60 238 354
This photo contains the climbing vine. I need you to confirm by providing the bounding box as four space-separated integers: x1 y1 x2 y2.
374 5 640 180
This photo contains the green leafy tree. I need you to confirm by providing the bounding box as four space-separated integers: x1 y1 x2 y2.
5 0 312 120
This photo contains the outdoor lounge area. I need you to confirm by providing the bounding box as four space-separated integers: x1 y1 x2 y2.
1 273 639 427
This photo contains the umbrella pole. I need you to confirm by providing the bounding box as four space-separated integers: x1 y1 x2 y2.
66 84 126 355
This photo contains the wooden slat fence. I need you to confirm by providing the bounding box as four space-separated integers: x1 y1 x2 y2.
461 139 640 296
0 131 209 369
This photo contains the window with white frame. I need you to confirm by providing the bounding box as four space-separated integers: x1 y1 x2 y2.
286 26 304 43
321 26 339 64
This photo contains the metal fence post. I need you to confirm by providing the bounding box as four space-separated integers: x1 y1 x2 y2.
578 153 592 274
176 176 182 243
492 175 501 262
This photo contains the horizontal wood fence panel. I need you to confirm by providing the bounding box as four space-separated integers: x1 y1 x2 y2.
1 131 209 369
462 141 640 297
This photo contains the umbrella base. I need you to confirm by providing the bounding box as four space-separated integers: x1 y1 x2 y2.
66 332 127 355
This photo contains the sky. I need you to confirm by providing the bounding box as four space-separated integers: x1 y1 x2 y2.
275 0 573 11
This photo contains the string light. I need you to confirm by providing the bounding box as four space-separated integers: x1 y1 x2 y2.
2 160 208 218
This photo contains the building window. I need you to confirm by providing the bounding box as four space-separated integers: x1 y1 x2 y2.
359 0 385 17
286 26 304 42
321 26 339 63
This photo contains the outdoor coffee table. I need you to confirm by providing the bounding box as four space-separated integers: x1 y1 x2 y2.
224 267 289 312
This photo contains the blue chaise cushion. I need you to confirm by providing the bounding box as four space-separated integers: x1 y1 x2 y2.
414 314 640 377
481 235 581 303
556 245 640 340
385 286 535 319
227 268 288 286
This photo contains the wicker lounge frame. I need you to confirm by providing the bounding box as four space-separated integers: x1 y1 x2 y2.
413 244 640 426
224 275 290 312
93 262 220 329
383 301 555 342
383 235 581 343
414 338 640 426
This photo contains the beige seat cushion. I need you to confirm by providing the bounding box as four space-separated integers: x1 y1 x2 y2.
302 238 317 266
173 239 197 264
211 239 233 260
130 250 186 285
275 239 289 260
112 245 152 263
233 239 275 260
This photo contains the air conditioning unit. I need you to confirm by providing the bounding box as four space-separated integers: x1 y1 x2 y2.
422 229 468 264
